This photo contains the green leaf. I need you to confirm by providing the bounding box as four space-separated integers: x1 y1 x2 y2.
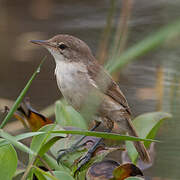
33 166 59 180
30 124 65 161
0 144 17 180
0 129 36 156
43 154 70 172
30 124 67 173
125 178 144 180
126 112 171 163
32 168 47 180
0 132 45 147
13 169 25 178
39 136 62 157
50 133 86 169
55 100 87 129
30 124 55 161
16 132 46 141
51 130 158 143
0 56 46 128
45 171 75 180
33 167 75 180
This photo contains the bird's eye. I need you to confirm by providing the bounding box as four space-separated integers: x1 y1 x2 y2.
58 43 67 50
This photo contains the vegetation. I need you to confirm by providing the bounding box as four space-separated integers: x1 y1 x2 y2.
2 1 180 179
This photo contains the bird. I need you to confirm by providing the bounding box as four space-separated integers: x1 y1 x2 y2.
31 34 151 170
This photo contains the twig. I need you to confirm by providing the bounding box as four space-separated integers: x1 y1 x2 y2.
38 155 54 176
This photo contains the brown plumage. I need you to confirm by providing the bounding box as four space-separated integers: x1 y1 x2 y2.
31 34 151 163
87 61 150 162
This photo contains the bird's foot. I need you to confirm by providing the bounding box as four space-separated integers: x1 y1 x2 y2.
74 150 93 177
74 138 103 177
57 142 86 164
57 121 102 165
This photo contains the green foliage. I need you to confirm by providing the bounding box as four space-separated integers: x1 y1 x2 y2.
32 167 47 180
50 133 87 169
45 171 75 180
33 167 59 180
30 124 57 161
29 124 67 171
55 100 87 129
0 132 45 147
0 129 36 156
126 112 172 163
1 14 179 180
125 177 144 180
0 144 17 180
51 130 158 143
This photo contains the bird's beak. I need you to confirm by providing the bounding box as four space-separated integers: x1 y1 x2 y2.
30 40 56 49
30 40 48 46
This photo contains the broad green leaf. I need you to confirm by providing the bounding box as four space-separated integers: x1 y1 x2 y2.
0 57 46 128
43 154 70 172
126 112 171 163
50 133 86 169
125 178 144 180
55 100 87 129
0 144 17 180
45 171 75 180
33 167 75 180
30 124 66 162
30 124 68 174
51 130 158 143
39 137 62 157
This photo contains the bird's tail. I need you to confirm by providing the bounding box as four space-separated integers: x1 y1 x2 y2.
126 118 151 163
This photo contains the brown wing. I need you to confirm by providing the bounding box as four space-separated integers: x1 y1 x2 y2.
87 61 131 115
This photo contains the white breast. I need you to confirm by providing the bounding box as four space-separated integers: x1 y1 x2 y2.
55 60 96 110
55 60 88 88
47 47 98 110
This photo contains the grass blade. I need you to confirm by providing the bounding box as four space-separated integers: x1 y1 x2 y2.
51 130 159 143
0 129 36 156
0 132 45 147
0 56 46 128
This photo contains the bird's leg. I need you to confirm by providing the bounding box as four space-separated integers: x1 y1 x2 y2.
74 137 103 176
74 118 114 176
57 120 101 164
74 127 113 177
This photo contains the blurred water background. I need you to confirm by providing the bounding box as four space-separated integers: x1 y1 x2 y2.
1 0 180 179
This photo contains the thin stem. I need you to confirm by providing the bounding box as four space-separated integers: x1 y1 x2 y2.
38 155 54 176
21 156 36 180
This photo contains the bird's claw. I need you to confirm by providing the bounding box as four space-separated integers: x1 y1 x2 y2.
74 151 93 177
57 142 88 164
57 149 68 153
57 147 74 164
